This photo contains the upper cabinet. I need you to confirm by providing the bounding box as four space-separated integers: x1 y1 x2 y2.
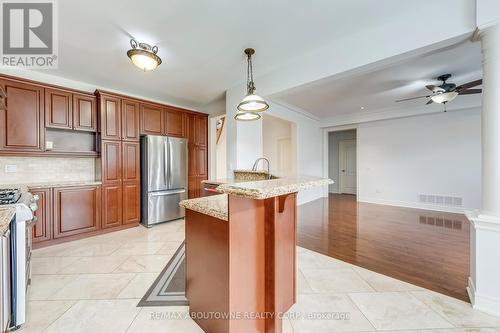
121 99 140 141
140 103 164 136
0 78 44 152
73 93 97 132
164 107 185 137
45 88 72 130
99 94 122 140
186 113 208 146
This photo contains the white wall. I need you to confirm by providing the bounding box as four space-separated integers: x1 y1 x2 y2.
328 130 356 193
357 108 481 212
262 114 296 177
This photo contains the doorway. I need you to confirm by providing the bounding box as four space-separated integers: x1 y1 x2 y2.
328 129 357 195
262 114 297 177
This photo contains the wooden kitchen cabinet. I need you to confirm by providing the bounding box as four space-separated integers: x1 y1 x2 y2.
99 94 122 140
30 188 52 244
101 140 122 184
53 185 101 239
101 184 122 229
0 78 44 152
195 116 207 146
73 93 97 132
122 141 140 182
45 88 72 130
140 103 164 135
122 181 140 225
121 99 140 141
165 107 185 137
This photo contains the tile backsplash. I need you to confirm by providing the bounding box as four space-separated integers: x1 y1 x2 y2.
0 157 96 185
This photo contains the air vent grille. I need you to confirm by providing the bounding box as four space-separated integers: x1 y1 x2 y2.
418 194 463 207
419 215 463 230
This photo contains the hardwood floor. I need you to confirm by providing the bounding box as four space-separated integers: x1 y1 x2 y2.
297 194 470 302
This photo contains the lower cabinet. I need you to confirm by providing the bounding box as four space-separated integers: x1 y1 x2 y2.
101 184 123 229
31 188 52 244
122 182 140 225
53 185 101 239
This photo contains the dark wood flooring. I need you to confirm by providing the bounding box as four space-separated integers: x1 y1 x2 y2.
297 194 470 302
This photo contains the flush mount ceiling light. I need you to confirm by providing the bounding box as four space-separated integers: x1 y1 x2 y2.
430 91 459 104
127 39 162 71
235 48 269 121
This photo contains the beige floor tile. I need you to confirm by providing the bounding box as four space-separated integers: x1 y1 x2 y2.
353 266 423 292
127 306 203 333
114 255 171 273
57 255 130 274
283 318 294 333
18 300 76 333
301 268 374 293
117 273 159 299
28 275 77 300
297 248 350 270
349 292 454 330
44 299 141 333
289 293 375 332
33 242 122 258
155 241 183 254
297 268 314 294
411 290 500 327
30 256 80 275
50 273 135 300
112 242 166 256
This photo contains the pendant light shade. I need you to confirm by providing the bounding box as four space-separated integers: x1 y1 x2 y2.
430 91 459 104
127 39 162 71
236 48 269 119
234 111 261 121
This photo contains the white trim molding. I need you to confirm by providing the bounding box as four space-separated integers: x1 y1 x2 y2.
468 277 500 317
466 211 500 233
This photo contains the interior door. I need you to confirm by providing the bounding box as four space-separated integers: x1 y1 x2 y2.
339 139 357 195
167 137 187 190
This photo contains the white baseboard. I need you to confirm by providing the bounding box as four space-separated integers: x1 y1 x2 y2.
358 197 473 214
468 277 500 317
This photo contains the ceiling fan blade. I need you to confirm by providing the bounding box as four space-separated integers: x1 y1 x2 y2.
396 95 430 102
458 88 482 95
425 85 436 91
456 79 482 91
426 99 434 105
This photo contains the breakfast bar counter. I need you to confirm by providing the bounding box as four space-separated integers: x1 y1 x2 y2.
180 177 332 333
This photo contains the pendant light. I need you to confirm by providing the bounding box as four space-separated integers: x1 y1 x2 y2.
127 39 162 71
235 48 269 121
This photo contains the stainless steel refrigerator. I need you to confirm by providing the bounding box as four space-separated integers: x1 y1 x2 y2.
141 135 187 227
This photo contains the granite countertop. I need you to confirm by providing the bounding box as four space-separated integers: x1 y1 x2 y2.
180 194 228 221
217 176 333 199
0 207 15 235
21 180 103 190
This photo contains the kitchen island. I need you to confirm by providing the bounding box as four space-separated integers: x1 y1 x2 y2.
180 177 332 333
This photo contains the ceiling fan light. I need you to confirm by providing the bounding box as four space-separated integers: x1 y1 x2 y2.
234 111 261 121
127 39 162 71
237 93 269 112
431 91 458 104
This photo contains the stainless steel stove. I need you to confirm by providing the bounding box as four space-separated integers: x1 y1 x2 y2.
0 187 37 330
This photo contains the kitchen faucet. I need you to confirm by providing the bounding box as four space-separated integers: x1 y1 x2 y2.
252 157 271 179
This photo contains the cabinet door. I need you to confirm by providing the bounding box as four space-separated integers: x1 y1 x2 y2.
53 185 101 238
196 145 208 178
165 108 185 137
101 140 122 184
101 184 122 228
122 141 140 182
45 88 72 129
31 188 52 243
188 177 200 199
195 116 208 146
140 103 164 135
121 99 140 141
0 79 44 151
73 93 97 132
122 181 140 225
99 94 121 140
186 114 196 144
188 144 197 177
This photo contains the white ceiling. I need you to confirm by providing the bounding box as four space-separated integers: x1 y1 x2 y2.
272 41 482 118
37 0 436 109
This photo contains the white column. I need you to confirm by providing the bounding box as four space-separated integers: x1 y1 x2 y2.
467 22 500 316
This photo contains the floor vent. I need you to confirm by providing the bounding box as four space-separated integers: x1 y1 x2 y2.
418 194 463 207
418 215 463 230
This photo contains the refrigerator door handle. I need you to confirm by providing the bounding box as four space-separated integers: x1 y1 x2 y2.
150 189 186 197
164 140 169 188
168 139 174 189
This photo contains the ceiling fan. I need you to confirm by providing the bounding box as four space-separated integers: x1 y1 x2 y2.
396 74 482 106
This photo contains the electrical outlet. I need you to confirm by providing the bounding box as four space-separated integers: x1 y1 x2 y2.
46 141 54 150
5 164 17 173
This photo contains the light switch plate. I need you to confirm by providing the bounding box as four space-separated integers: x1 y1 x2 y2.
46 141 54 150
5 164 17 173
